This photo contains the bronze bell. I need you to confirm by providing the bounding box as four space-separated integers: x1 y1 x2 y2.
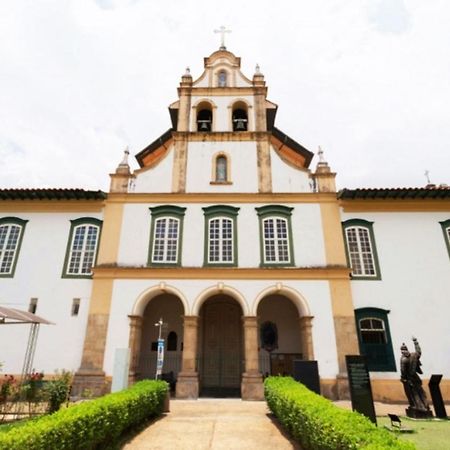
234 119 246 131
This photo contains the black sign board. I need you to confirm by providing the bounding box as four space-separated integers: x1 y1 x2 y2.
429 374 447 419
346 355 377 424
293 360 320 394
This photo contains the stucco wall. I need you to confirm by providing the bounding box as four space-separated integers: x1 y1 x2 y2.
0 211 102 374
342 210 450 378
185 141 259 193
117 202 327 268
133 145 175 193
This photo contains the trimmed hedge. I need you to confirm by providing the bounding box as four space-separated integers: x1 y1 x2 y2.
0 380 168 450
264 377 415 450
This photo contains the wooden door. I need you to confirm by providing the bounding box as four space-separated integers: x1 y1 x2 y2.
201 297 242 394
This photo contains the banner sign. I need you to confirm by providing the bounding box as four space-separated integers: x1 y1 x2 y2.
156 338 165 378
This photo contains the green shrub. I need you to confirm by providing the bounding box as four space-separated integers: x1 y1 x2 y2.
264 376 415 450
0 380 168 450
44 370 72 414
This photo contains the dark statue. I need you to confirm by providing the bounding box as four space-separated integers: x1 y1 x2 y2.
400 337 433 418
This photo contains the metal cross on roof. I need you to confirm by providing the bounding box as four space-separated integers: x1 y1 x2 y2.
214 26 231 50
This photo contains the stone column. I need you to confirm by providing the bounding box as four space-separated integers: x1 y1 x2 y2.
241 316 264 400
299 316 314 360
128 315 143 384
176 316 199 399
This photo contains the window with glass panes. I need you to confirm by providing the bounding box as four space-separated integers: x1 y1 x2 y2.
67 224 100 275
203 205 239 267
152 217 180 263
0 218 27 277
355 308 395 371
262 217 290 263
343 219 380 279
62 218 102 277
359 318 386 344
440 219 450 259
256 205 294 266
208 217 233 263
148 206 186 266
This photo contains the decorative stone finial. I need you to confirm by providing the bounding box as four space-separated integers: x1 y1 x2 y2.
184 67 191 76
110 146 133 193
114 146 131 174
255 64 261 74
119 147 130 167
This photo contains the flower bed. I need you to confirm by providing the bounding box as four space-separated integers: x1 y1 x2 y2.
0 380 168 449
264 376 415 450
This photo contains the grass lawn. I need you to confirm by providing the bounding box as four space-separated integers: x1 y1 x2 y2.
377 416 450 450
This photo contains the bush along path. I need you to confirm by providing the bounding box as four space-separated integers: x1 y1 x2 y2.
265 377 416 450
0 380 168 450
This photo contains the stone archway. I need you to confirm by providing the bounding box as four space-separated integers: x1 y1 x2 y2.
128 287 186 385
199 294 243 397
257 293 314 377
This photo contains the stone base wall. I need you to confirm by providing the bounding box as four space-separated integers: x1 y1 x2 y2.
71 371 109 398
175 372 199 399
320 377 450 403
241 373 264 400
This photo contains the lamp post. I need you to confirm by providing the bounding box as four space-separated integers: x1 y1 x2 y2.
154 318 165 380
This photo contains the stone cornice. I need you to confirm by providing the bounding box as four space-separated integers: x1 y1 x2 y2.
93 266 350 280
105 192 337 204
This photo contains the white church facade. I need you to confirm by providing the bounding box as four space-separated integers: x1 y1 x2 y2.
1 47 449 402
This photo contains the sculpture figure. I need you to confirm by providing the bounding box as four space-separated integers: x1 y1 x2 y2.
400 337 432 418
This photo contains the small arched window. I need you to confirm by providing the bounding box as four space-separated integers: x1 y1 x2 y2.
218 71 227 87
232 108 248 131
216 156 227 182
167 331 177 351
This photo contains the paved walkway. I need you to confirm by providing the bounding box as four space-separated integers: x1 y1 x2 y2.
122 399 301 450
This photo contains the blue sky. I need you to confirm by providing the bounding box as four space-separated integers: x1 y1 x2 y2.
1 0 449 190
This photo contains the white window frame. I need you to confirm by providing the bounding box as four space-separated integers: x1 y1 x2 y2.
151 217 180 264
262 217 291 264
66 223 101 276
207 216 234 264
345 225 377 277
0 218 27 277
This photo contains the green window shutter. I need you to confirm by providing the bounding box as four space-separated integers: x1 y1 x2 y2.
148 205 186 267
440 219 450 260
0 217 28 277
255 205 294 267
342 219 381 280
62 217 102 278
355 308 396 372
203 205 239 267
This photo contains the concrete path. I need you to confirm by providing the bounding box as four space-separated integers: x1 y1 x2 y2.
122 399 301 450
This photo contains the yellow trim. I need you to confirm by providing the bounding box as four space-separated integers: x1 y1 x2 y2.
0 201 104 212
106 192 338 204
340 200 450 212
191 87 264 96
328 279 355 316
88 279 114 314
173 131 266 142
93 266 350 280
320 203 347 266
96 202 124 265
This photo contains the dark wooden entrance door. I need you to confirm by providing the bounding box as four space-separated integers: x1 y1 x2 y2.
201 296 242 396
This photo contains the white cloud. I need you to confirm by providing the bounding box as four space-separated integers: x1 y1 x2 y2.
1 0 449 190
